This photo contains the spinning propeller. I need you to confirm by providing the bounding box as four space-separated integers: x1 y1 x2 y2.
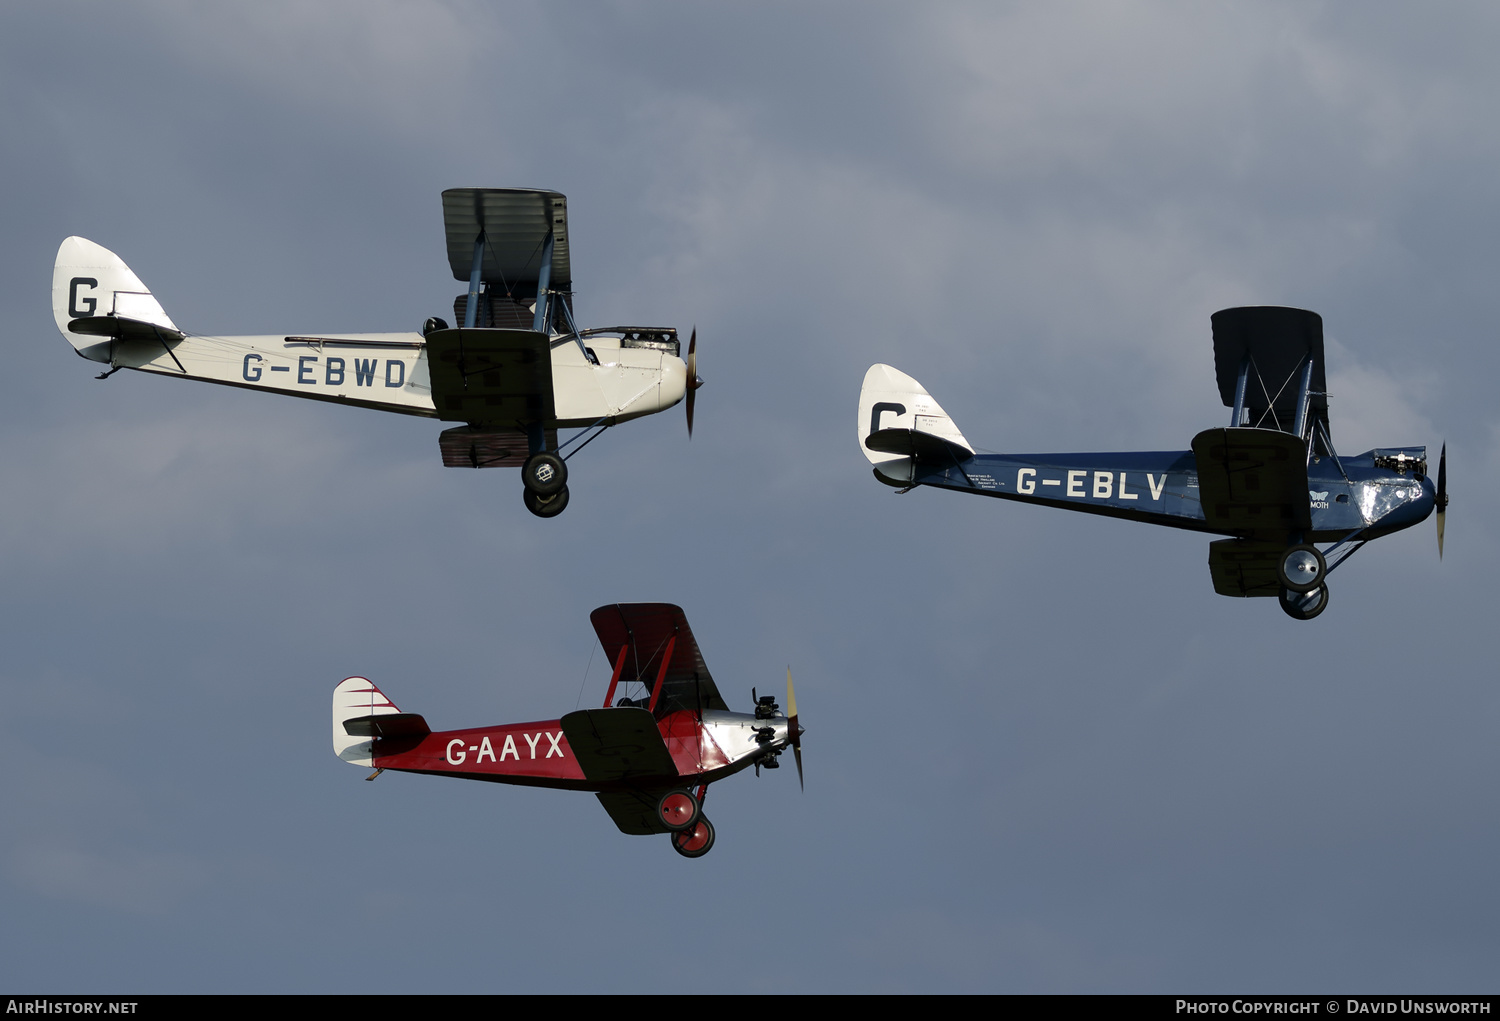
786 667 803 791
686 328 704 436
750 667 804 789
1436 443 1448 558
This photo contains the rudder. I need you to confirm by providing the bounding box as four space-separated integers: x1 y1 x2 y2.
857 363 973 485
52 237 179 362
332 676 407 767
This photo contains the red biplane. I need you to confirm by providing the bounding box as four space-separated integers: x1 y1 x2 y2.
331 604 803 857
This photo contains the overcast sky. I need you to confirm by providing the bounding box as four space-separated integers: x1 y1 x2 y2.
2 1 1497 993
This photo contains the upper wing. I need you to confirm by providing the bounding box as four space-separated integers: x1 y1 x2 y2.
442 188 570 294
423 327 555 425
1192 427 1311 540
1211 306 1328 443
589 603 729 715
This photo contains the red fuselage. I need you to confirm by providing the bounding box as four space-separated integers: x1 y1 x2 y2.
372 709 743 792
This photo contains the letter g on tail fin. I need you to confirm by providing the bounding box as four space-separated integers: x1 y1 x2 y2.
858 364 974 485
52 237 179 362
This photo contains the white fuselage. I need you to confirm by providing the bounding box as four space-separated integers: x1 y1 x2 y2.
85 329 687 427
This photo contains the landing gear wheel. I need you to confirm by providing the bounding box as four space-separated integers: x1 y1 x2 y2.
1279 583 1329 621
1278 544 1326 594
656 790 701 832
523 485 569 518
521 452 568 497
671 816 715 858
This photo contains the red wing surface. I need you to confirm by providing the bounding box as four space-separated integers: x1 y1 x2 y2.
589 604 729 715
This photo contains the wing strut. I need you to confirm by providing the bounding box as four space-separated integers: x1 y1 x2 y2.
602 645 629 709
531 231 554 334
1291 356 1315 450
1315 419 1351 483
552 279 594 362
464 233 485 329
1230 353 1249 426
646 636 677 714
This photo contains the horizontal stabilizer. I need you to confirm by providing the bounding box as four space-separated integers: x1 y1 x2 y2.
68 315 184 345
342 712 431 739
865 427 974 467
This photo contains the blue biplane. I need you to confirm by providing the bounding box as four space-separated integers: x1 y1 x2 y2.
858 307 1446 620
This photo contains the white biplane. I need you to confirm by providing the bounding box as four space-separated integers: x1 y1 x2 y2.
51 188 703 517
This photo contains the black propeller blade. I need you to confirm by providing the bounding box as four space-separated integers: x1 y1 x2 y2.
686 327 703 437
1437 442 1447 558
786 667 803 791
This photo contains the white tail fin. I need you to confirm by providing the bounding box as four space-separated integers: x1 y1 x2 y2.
52 237 179 362
858 364 973 484
332 676 404 766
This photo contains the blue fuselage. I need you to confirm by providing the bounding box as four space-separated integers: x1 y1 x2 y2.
914 448 1435 544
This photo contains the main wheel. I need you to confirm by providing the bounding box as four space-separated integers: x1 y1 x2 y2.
656 790 700 832
1278 544 1326 594
523 485 569 518
671 816 715 858
521 452 568 496
1279 583 1329 621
